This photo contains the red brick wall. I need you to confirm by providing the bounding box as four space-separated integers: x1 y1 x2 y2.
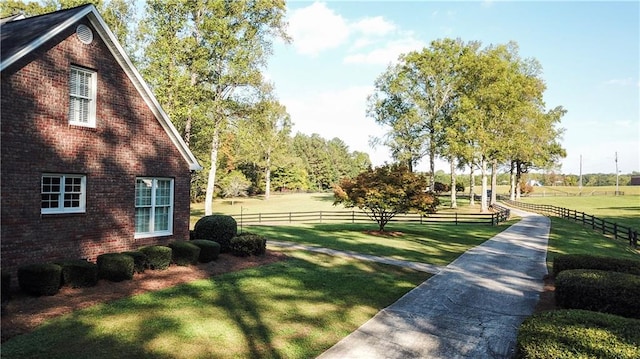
1 20 192 275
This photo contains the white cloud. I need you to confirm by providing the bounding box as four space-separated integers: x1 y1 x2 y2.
282 86 391 165
351 16 396 36
343 36 426 65
288 2 350 57
604 77 634 86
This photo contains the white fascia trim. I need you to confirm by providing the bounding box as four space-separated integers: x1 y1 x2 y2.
86 12 203 171
0 6 94 72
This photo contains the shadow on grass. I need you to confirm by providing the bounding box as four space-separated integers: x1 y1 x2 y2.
1 254 428 359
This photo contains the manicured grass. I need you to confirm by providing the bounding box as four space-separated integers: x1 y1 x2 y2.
545 217 639 273
520 195 640 231
1 252 430 359
249 221 518 266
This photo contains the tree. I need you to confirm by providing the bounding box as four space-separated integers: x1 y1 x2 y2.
140 0 289 215
333 164 439 231
237 90 292 199
218 170 250 205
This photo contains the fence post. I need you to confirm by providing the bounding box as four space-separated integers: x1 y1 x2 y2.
455 212 458 225
259 213 262 223
289 212 292 223
613 223 617 239
352 211 355 224
320 211 322 223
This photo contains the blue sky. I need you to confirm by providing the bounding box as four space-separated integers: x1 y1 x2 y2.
266 1 639 175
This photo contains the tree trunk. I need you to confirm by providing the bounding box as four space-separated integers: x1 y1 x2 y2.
490 159 497 206
480 158 488 213
516 161 523 200
449 157 457 209
264 152 271 200
429 145 436 192
204 129 220 215
469 164 476 206
509 160 516 200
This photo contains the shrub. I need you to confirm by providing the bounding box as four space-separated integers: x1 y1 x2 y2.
553 254 640 276
168 241 201 266
193 215 238 252
55 260 98 288
230 232 267 257
190 240 221 263
17 263 62 296
139 246 172 270
555 269 640 318
433 182 450 194
2 271 11 303
455 182 465 193
121 251 149 273
97 253 134 282
516 309 640 359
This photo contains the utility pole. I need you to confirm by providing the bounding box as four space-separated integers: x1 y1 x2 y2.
579 154 582 190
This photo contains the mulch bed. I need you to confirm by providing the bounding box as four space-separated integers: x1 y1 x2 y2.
1 251 288 343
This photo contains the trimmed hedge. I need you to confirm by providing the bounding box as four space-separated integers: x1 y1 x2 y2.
190 240 221 263
122 251 149 273
516 309 640 358
555 269 640 318
230 232 267 257
17 263 62 296
193 215 237 253
97 253 134 282
553 254 640 276
55 260 98 288
139 245 172 270
168 241 201 266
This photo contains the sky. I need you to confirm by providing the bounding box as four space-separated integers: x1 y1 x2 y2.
265 0 640 175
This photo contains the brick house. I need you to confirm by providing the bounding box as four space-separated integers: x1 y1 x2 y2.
1 5 201 275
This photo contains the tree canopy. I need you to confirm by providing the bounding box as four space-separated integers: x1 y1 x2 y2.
334 164 438 231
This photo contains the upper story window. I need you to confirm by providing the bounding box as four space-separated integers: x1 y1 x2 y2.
135 178 174 238
41 174 86 214
69 66 97 127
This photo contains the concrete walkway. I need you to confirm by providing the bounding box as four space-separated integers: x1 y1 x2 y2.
270 208 550 359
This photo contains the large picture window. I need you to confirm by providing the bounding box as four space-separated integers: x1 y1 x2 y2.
41 174 86 214
69 66 97 127
135 178 173 238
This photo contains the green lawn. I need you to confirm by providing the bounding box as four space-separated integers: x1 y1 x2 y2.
1 252 428 359
519 195 640 231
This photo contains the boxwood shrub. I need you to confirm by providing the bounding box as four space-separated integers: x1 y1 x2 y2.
139 245 172 270
230 232 267 257
555 269 640 318
516 309 640 358
168 241 201 266
190 239 221 263
97 253 134 282
122 251 149 273
193 215 237 253
55 259 98 288
553 254 640 276
17 263 62 296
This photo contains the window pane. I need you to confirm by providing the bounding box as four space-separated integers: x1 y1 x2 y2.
64 193 81 208
155 180 171 206
154 206 169 231
135 207 150 233
41 194 59 209
135 179 152 206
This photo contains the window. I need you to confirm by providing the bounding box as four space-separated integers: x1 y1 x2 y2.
135 178 174 238
41 174 86 214
69 66 96 127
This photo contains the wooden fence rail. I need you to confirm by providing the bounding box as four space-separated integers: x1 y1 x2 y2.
500 198 638 247
238 207 510 227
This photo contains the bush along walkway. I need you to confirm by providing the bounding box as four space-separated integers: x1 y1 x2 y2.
309 209 550 359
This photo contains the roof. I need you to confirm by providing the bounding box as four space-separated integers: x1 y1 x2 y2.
1 5 202 171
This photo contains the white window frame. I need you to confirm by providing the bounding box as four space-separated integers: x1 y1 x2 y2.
69 66 97 127
134 177 174 239
41 174 86 214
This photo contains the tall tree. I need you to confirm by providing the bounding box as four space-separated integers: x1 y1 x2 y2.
237 90 292 199
140 0 289 215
